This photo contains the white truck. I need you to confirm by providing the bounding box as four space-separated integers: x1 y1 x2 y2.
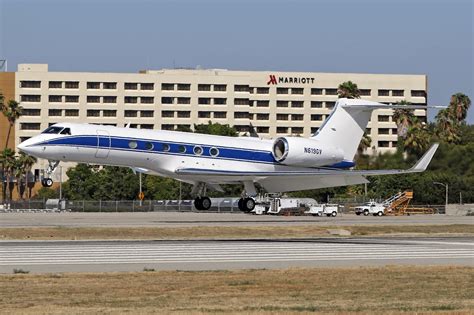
354 201 386 216
305 204 339 217
267 198 316 215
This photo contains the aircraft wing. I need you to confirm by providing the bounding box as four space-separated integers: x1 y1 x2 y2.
175 144 439 193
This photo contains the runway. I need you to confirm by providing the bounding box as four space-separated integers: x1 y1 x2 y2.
1 237 472 273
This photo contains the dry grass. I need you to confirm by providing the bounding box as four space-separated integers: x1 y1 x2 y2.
0 266 472 314
0 224 472 240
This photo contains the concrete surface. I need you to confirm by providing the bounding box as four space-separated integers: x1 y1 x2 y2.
1 237 472 273
446 204 474 216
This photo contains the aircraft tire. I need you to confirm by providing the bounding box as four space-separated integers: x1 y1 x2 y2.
42 178 53 188
243 197 255 211
201 197 211 210
194 197 203 210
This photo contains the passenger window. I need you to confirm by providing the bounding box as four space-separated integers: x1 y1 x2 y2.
210 147 219 157
162 144 170 152
193 146 203 156
178 145 186 153
60 128 71 135
145 142 154 150
128 141 138 149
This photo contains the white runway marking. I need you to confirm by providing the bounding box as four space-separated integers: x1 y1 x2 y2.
1 239 473 270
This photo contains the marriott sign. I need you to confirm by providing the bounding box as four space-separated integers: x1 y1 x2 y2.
267 74 315 85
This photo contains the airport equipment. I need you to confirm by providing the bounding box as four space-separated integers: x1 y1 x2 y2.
305 204 339 217
354 201 386 216
355 191 434 216
268 197 317 215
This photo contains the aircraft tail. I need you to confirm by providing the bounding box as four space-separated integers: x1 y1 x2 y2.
312 98 426 161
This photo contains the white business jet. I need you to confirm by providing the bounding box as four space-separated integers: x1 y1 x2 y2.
18 98 438 212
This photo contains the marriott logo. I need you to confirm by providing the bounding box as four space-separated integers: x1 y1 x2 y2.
267 74 315 85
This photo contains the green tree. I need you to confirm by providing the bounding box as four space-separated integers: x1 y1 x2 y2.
337 81 361 99
34 187 59 200
436 108 460 144
63 164 99 200
194 121 238 137
0 100 23 149
0 148 16 202
18 152 37 199
449 93 471 121
92 166 139 200
357 132 372 156
392 101 416 139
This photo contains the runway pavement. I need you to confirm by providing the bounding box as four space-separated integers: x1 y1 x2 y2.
1 237 472 273
1 212 472 227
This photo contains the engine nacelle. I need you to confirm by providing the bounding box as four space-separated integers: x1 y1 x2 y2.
272 137 344 167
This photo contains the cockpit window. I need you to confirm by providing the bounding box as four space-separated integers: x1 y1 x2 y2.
60 128 71 135
42 126 64 134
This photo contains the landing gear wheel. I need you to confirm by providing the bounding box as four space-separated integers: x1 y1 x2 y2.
194 197 211 210
41 178 53 188
238 197 255 212
194 197 202 210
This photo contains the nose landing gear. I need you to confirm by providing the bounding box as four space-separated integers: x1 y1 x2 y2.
41 160 60 188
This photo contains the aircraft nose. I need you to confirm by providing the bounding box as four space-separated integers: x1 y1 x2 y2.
17 137 38 154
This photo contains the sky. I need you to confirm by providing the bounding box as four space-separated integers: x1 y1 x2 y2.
0 0 472 123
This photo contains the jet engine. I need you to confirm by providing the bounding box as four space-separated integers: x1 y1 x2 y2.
272 137 344 167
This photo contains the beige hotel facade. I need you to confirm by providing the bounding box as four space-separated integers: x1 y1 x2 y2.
1 63 427 182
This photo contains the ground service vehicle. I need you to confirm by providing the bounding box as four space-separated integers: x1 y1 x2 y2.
354 201 385 216
305 204 339 217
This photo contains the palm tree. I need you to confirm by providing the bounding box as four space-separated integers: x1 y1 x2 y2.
0 148 16 202
449 93 471 122
13 157 24 200
337 81 361 99
357 132 372 156
19 152 37 199
404 125 431 156
436 108 460 144
0 99 23 149
392 101 417 139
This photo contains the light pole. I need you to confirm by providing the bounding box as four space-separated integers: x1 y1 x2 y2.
433 182 448 208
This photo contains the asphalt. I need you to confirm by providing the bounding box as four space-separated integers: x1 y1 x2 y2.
1 237 472 273
1 212 472 227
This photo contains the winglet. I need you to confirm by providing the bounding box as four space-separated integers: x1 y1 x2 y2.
410 143 439 172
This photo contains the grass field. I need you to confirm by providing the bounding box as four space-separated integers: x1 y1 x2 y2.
1 266 472 314
0 224 472 240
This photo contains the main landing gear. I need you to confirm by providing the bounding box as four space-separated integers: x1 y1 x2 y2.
194 196 212 211
41 160 59 188
238 197 256 213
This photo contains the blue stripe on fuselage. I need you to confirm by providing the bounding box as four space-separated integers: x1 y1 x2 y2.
35 135 355 168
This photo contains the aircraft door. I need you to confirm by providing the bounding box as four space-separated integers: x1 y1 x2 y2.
95 130 111 158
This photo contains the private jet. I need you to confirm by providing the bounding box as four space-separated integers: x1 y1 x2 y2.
18 98 439 212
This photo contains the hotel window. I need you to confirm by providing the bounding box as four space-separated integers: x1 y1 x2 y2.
366 128 371 134
378 141 390 148
198 111 211 118
49 109 62 116
161 124 174 130
256 113 269 120
87 96 100 103
141 83 154 90
277 114 289 121
292 127 304 134
22 109 41 116
140 110 154 118
162 83 174 90
256 87 269 94
124 82 138 90
277 100 289 107
177 124 191 130
103 110 116 117
49 95 62 103
87 110 100 117
20 81 41 88
292 114 304 121
360 89 371 96
162 110 174 118
141 97 154 104
198 98 211 105
311 88 323 95
311 127 319 134
326 101 336 109
65 81 79 89
214 84 226 92
20 95 41 102
277 127 288 133
20 137 31 143
411 90 426 97
141 124 154 129
87 82 100 89
214 98 226 105
177 97 191 104
49 81 62 89
392 128 398 135
177 111 191 118
311 101 322 108
65 109 79 117
256 100 269 107
234 85 249 92
214 111 227 119
325 88 337 95
103 82 117 89
378 115 390 122
277 88 288 94
291 101 304 108
124 110 138 117
125 96 138 104
378 128 390 135
177 84 191 91
291 88 303 95
103 96 117 103
20 123 41 130
162 97 174 104
392 90 404 97
256 126 269 133
234 125 249 132
234 98 249 105
65 95 79 103
311 114 323 121
198 84 211 91
234 112 249 119
378 89 389 96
